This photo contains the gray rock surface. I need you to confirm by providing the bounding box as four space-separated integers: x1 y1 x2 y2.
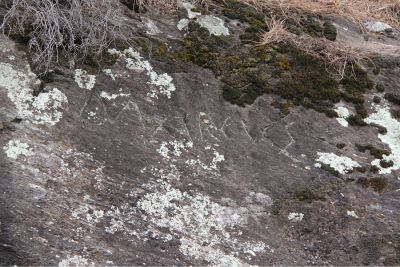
1 5 400 267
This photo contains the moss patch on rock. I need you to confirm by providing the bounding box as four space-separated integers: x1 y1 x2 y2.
356 144 390 159
171 0 373 119
357 177 388 193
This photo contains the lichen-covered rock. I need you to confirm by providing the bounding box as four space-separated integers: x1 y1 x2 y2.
1 2 400 266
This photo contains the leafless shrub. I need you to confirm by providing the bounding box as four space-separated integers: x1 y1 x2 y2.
1 0 125 72
258 16 372 78
129 0 177 12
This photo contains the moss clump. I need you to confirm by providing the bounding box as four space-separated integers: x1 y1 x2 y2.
173 22 272 106
323 21 337 41
273 47 341 116
172 0 373 118
340 65 374 117
370 165 380 173
369 123 388 134
300 14 323 37
222 0 268 43
136 37 151 55
153 42 169 58
356 144 390 159
357 177 387 193
347 114 367 126
355 103 368 118
376 83 385 92
392 109 400 119
321 164 341 176
296 189 326 202
380 159 394 168
384 93 400 106
272 100 293 115
336 143 346 149
373 96 382 104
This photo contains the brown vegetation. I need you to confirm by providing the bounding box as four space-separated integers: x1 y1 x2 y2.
257 16 370 78
238 0 400 30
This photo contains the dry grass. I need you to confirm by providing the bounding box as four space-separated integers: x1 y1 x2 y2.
240 0 400 30
257 16 371 78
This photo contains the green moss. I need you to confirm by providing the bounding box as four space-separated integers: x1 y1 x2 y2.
369 177 388 193
296 189 326 202
153 42 169 58
336 143 346 149
356 144 390 159
370 165 380 173
273 47 341 116
384 93 400 106
300 14 323 37
392 109 400 119
380 159 394 168
357 177 370 188
340 64 374 108
104 52 120 65
323 21 337 41
373 96 382 104
136 37 151 55
272 100 293 115
222 0 267 30
170 0 373 118
372 66 381 75
357 177 387 193
347 114 367 126
355 103 368 118
321 164 341 177
376 83 385 92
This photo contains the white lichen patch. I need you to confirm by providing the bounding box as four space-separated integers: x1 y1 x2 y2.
364 102 400 174
74 69 96 90
315 152 360 174
179 0 201 19
137 180 266 266
335 106 350 127
364 21 393 33
3 139 33 159
347 210 359 218
0 62 38 118
177 18 190 31
100 89 130 100
58 255 92 267
31 88 68 125
157 140 192 159
102 68 117 80
288 212 304 222
112 48 176 99
177 1 229 36
197 15 230 36
0 63 68 126
185 146 225 171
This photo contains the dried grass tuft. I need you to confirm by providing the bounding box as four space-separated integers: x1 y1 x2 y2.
257 16 372 78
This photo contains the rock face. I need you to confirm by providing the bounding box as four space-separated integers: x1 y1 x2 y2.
1 2 400 266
